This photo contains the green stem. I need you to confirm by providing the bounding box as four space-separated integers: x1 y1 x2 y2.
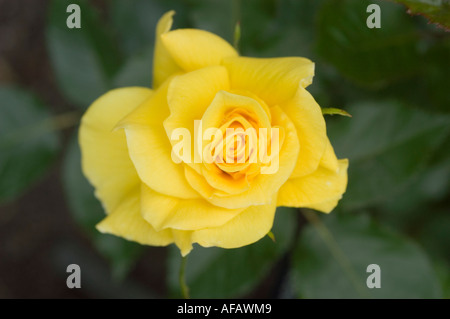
232 0 241 51
233 21 241 52
179 255 190 299
301 210 369 298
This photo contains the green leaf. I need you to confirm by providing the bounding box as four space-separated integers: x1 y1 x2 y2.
255 0 324 58
167 207 297 298
322 107 352 117
394 0 450 30
188 0 234 44
316 0 422 86
0 86 60 203
424 38 450 112
62 134 144 280
113 46 154 88
433 260 450 299
377 151 450 230
47 0 123 109
327 100 450 210
109 0 191 57
292 212 442 298
418 209 450 261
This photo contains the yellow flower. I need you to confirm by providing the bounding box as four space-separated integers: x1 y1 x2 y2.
79 11 348 256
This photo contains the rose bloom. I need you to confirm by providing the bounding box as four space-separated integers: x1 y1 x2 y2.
79 11 348 256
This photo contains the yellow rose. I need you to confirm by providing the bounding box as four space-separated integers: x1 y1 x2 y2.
79 11 348 256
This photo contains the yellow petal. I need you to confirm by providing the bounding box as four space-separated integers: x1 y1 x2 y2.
164 66 229 171
172 230 194 257
199 164 250 195
165 66 230 135
191 196 277 249
282 86 327 178
96 190 174 246
199 91 272 195
184 165 215 198
118 79 199 199
201 90 271 133
79 87 152 214
140 183 244 231
153 11 182 88
161 29 238 72
307 197 340 213
223 56 315 106
320 137 340 173
200 106 300 209
277 159 349 213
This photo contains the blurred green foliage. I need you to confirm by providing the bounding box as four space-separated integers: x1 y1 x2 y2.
294 212 442 298
1 0 449 298
394 0 450 31
0 87 60 202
